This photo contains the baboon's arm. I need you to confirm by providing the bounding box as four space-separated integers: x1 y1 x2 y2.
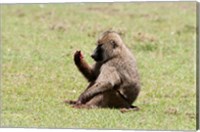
74 51 96 82
77 67 121 104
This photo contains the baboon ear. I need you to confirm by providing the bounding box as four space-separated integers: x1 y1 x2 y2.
110 40 117 48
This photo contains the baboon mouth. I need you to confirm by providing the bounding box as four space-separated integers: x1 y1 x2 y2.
91 55 97 61
91 55 103 62
91 54 95 59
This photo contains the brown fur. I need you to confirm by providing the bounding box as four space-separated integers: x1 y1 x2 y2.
65 31 141 112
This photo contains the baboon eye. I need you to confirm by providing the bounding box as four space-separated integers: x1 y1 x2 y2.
110 40 117 48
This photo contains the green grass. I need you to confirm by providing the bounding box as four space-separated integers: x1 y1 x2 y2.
1 2 197 130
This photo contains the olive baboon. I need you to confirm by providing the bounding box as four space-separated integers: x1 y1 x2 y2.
65 31 141 111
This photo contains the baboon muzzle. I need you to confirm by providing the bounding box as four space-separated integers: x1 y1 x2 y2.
91 48 97 60
91 52 98 61
91 54 96 59
91 46 103 61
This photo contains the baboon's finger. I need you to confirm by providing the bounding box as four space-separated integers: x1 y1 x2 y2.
64 100 77 105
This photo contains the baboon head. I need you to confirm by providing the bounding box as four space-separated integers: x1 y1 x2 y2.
91 31 124 62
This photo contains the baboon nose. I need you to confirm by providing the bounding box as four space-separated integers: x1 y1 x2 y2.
91 54 95 59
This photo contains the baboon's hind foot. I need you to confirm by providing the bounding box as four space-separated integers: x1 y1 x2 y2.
120 105 140 113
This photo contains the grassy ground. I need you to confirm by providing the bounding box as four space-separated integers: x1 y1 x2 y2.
1 2 197 130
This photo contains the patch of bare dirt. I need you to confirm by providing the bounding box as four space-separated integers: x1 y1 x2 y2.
35 11 55 20
185 112 196 119
133 32 157 43
165 107 178 115
15 9 26 17
86 6 120 15
49 21 68 32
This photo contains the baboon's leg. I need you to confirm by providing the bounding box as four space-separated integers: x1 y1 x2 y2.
64 82 96 105
77 67 121 104
84 90 132 109
72 90 139 113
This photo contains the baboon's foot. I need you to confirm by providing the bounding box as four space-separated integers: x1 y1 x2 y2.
72 104 98 109
72 104 90 109
120 106 140 113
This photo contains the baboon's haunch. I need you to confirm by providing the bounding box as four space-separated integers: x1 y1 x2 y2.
65 31 141 112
